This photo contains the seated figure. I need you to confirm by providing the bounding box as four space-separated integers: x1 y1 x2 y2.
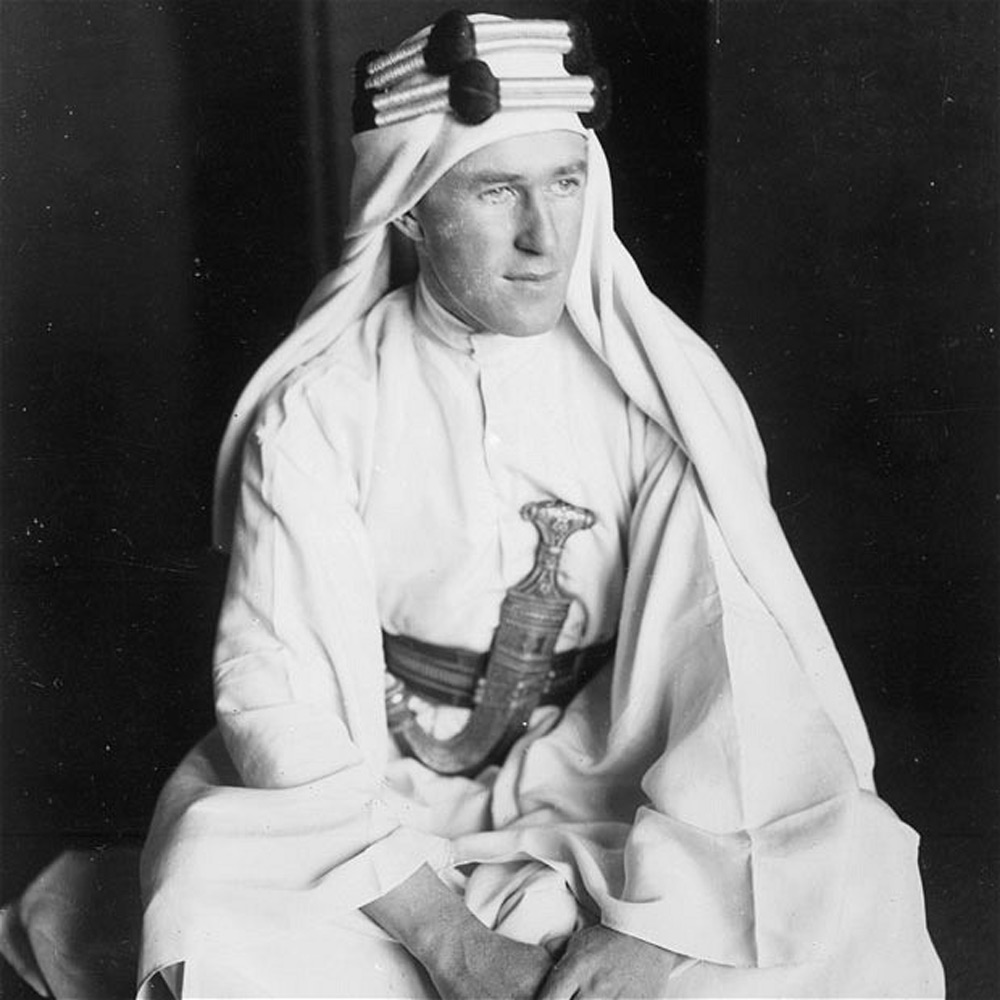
127 11 943 999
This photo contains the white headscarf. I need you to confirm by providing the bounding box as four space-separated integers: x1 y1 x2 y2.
211 18 875 787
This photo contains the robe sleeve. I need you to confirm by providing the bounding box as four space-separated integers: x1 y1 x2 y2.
212 365 445 899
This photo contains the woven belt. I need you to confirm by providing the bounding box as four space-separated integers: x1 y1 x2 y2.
383 631 615 710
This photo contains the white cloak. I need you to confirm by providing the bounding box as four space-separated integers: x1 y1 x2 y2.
138 276 943 998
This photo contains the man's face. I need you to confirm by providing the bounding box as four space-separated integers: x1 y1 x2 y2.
408 130 588 337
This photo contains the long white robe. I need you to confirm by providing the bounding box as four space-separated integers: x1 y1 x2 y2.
138 278 943 998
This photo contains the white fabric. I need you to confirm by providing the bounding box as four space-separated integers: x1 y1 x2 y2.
0 847 142 999
139 47 943 996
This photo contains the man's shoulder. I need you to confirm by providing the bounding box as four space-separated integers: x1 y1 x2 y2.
254 284 416 436
295 282 417 372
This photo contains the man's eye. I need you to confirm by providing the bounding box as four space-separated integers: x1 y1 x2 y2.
551 176 583 196
480 185 517 204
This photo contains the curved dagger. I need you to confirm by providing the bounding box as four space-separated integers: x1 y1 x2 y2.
385 499 595 776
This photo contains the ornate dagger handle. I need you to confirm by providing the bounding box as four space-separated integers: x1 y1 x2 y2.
512 500 596 600
386 498 595 776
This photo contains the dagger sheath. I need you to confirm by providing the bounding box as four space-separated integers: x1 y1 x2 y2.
385 499 595 776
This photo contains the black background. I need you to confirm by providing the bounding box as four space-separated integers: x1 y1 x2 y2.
2 1 997 996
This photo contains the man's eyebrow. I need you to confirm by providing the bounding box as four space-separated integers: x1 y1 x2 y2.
464 159 589 186
465 170 524 186
553 159 588 176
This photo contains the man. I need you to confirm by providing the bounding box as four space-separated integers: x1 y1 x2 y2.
137 12 943 998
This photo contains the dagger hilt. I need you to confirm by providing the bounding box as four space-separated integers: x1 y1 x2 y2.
511 499 596 601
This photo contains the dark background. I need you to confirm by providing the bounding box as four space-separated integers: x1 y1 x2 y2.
2 0 997 996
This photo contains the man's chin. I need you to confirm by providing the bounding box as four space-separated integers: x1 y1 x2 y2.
500 303 567 338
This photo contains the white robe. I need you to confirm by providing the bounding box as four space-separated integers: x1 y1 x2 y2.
138 278 943 998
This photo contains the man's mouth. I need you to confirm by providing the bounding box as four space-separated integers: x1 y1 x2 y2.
505 271 558 283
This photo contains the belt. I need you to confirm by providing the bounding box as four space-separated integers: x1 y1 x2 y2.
383 631 616 710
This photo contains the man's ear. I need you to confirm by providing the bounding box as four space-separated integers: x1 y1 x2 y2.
392 210 424 243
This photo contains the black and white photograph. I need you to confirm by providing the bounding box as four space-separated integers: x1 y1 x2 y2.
1 1 996 997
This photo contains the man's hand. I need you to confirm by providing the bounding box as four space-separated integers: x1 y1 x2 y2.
537 924 680 999
361 864 552 998
426 920 553 999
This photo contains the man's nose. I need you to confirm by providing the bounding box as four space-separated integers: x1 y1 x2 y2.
514 191 557 256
